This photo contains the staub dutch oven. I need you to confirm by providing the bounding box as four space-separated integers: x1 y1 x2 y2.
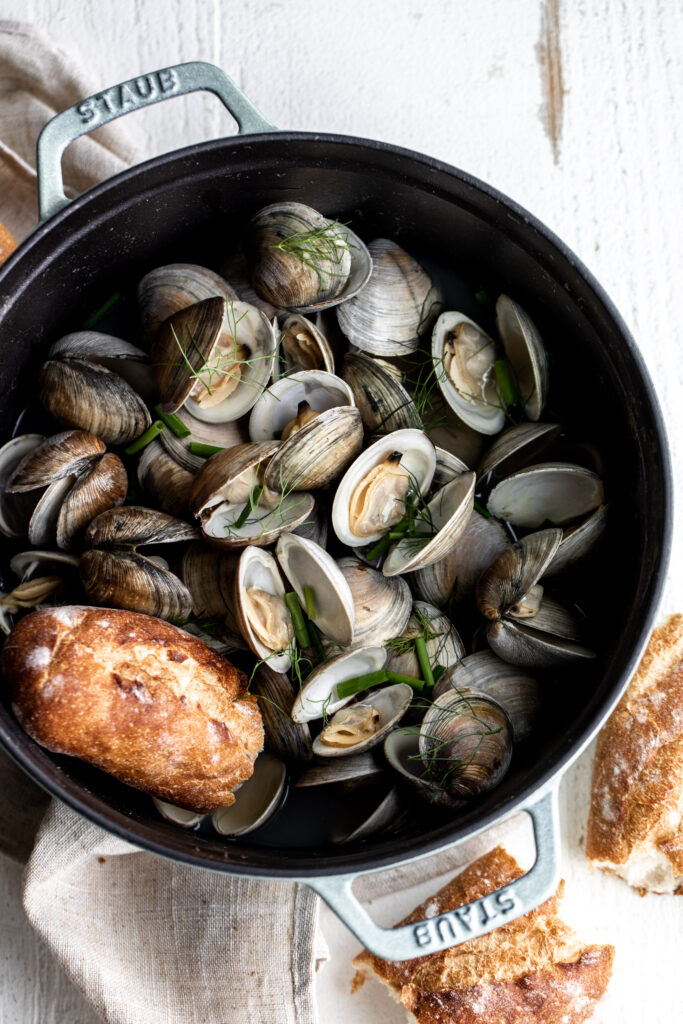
0 62 672 960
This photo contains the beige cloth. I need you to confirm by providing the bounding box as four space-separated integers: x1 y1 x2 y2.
0 21 327 1024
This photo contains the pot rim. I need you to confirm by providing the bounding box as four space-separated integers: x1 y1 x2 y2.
0 130 673 878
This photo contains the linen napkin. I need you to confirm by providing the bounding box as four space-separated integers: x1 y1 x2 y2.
0 21 327 1024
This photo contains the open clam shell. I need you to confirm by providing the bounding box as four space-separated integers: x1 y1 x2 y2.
431 311 505 435
340 351 420 434
7 430 105 492
291 645 387 724
212 752 286 837
332 787 405 845
431 447 469 490
419 691 513 800
476 422 561 484
28 477 77 547
295 751 385 788
486 618 596 668
433 651 541 742
9 549 80 579
0 434 45 537
278 313 335 374
276 533 354 644
337 239 442 356
332 429 436 549
55 452 127 551
336 557 412 647
137 262 237 344
153 295 276 424
312 683 412 758
476 528 563 621
487 462 605 528
386 600 465 679
234 546 292 673
153 798 205 827
411 509 508 611
382 472 476 577
244 202 371 314
250 663 312 763
137 439 198 518
496 295 549 421
544 505 608 576
383 729 462 808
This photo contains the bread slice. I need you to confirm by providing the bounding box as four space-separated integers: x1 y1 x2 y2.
2 605 264 812
352 845 614 1024
586 614 683 894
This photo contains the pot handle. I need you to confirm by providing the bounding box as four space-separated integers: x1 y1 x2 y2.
36 60 275 222
307 786 560 962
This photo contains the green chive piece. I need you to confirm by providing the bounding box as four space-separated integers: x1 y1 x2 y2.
414 636 435 689
125 420 165 455
366 533 395 561
84 291 122 327
232 485 263 530
389 526 409 540
285 591 311 649
473 498 492 518
493 359 519 408
335 670 390 701
385 671 426 691
474 289 490 305
307 619 325 662
304 585 316 620
433 664 447 683
154 404 191 438
188 442 224 458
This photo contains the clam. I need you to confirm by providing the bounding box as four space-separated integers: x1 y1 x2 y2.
278 313 335 374
180 542 238 619
153 295 276 425
544 505 608 576
48 331 156 402
332 787 405 845
336 557 412 647
9 549 80 579
433 651 541 742
486 462 605 528
243 201 371 313
411 509 508 611
295 751 385 788
419 691 513 799
291 645 387 723
337 239 442 356
476 528 563 622
332 429 436 548
476 422 562 484
431 312 505 435
312 683 412 757
386 601 464 679
431 446 469 491
249 370 363 491
275 533 355 644
55 452 128 550
7 430 105 489
0 434 45 537
153 799 204 827
137 263 237 344
340 351 420 434
80 506 199 621
495 295 549 421
486 618 596 668
220 249 287 319
250 663 312 762
189 442 315 548
383 729 462 808
382 472 476 577
212 752 286 836
137 439 199 517
233 546 292 673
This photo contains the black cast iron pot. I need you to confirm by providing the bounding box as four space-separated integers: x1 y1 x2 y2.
0 62 672 960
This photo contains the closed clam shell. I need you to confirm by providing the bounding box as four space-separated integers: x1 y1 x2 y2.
48 332 156 403
137 439 197 517
419 691 513 799
496 295 549 422
340 351 420 433
234 546 291 673
84 506 199 550
56 452 128 550
291 645 387 724
180 542 238 619
0 434 44 537
276 533 355 645
337 239 442 356
433 651 541 742
79 548 193 621
386 600 465 679
312 683 412 758
486 618 596 668
476 422 561 484
212 752 286 837
544 505 608 576
39 359 151 446
476 528 563 622
6 430 105 492
244 202 371 313
382 472 476 577
431 311 505 435
411 510 508 611
337 557 412 647
137 263 237 344
250 663 312 762
486 462 605 528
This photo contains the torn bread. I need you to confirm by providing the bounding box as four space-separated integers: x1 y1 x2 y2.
586 613 683 894
352 845 613 1024
2 605 264 812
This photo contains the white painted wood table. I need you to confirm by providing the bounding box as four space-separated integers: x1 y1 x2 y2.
0 1 681 1021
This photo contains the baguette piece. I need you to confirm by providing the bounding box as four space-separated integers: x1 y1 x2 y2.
2 605 263 812
352 846 614 1024
586 613 683 893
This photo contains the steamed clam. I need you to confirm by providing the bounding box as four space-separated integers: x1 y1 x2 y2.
312 683 412 758
278 314 335 374
137 263 237 345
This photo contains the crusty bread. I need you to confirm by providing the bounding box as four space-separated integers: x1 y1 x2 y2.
352 846 614 1024
2 606 263 812
586 613 683 894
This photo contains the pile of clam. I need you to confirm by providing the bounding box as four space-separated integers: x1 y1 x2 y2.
0 200 607 843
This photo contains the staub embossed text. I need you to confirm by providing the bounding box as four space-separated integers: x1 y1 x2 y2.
412 887 520 949
77 69 180 125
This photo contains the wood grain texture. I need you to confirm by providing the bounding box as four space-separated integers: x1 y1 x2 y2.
0 0 681 1021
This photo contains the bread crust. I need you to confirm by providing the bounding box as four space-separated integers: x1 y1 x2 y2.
2 606 263 812
352 846 614 1024
586 614 683 891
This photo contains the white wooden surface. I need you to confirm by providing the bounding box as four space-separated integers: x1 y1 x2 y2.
0 1 681 1021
